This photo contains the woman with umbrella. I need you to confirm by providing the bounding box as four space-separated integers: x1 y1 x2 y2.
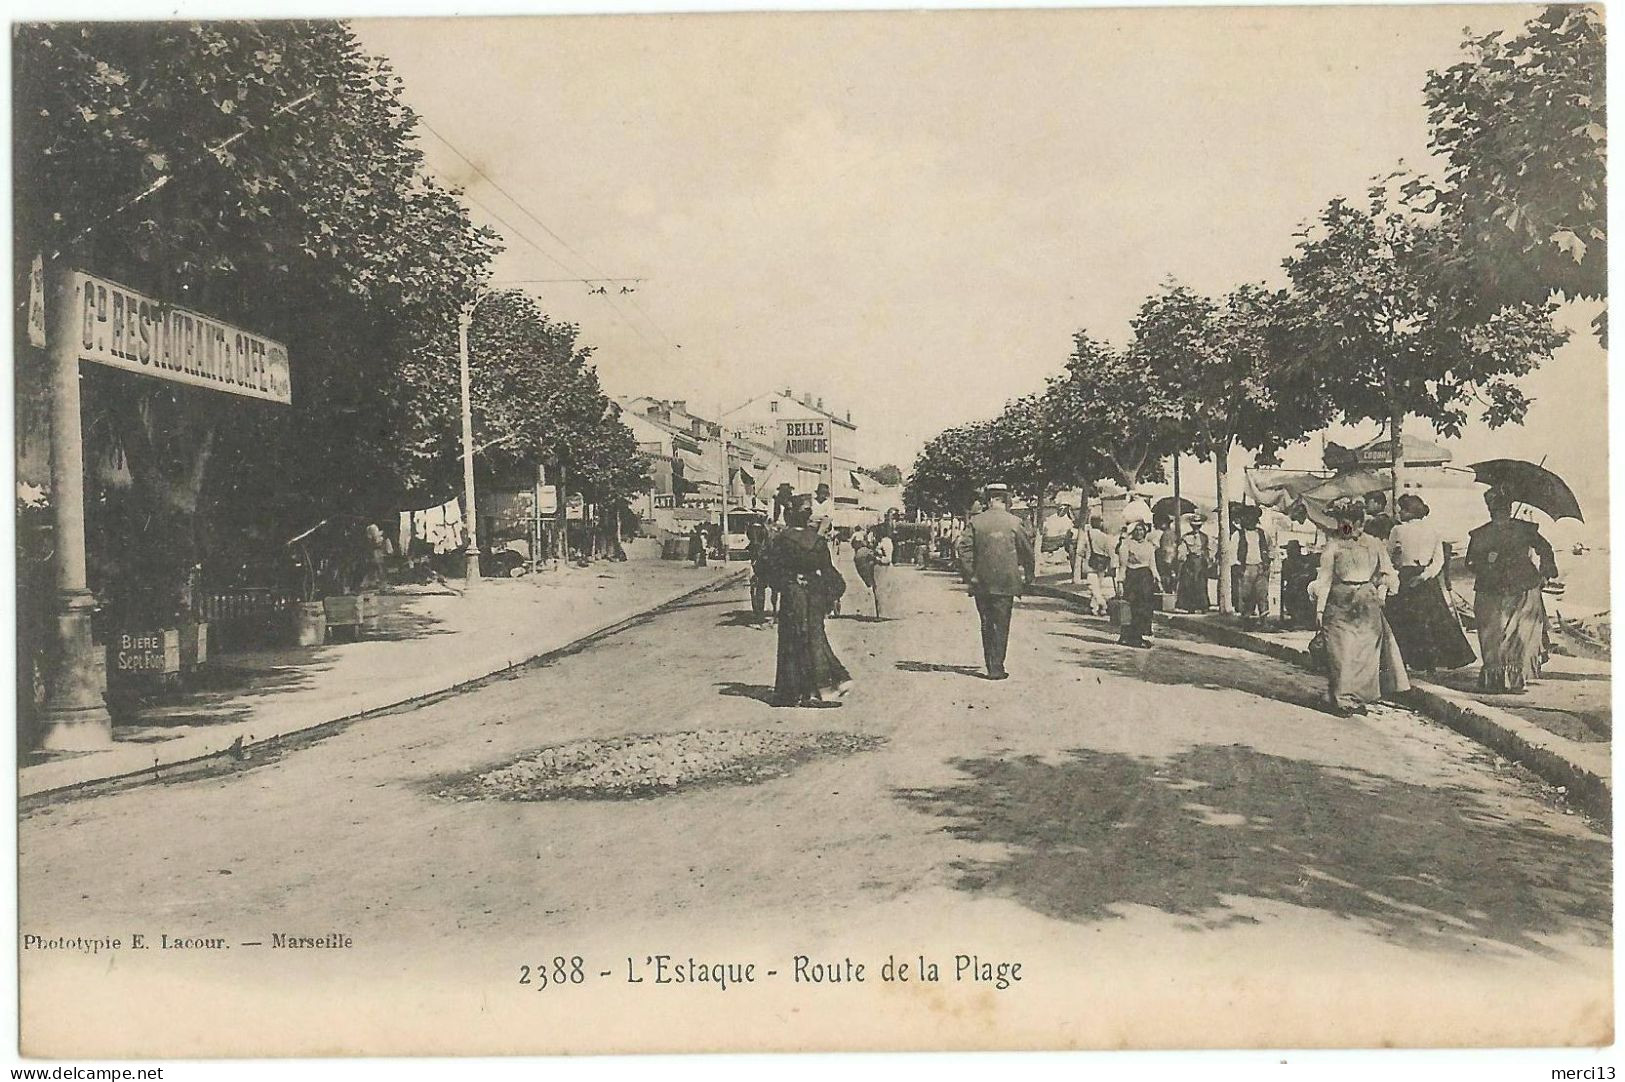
758 504 852 706
1385 494 1476 672
1313 498 1409 716
1465 487 1558 694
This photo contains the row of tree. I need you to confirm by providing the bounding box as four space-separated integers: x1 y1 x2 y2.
14 21 651 619
905 5 1601 613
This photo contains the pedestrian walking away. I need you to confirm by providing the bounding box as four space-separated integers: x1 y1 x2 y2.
746 519 775 623
1314 498 1409 716
689 524 708 567
1385 494 1475 672
1116 521 1158 648
1156 512 1181 594
1079 514 1115 616
757 504 852 706
871 524 896 619
852 529 878 617
1465 487 1557 694
958 483 1035 680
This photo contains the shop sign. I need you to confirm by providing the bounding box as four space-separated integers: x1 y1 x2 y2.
779 418 828 457
73 270 291 404
110 630 180 675
538 485 558 515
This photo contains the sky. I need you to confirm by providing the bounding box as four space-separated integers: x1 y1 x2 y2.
354 4 1607 537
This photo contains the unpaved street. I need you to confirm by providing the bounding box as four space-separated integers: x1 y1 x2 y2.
20 562 1611 1055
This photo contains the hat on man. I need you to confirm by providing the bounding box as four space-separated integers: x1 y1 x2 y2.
982 483 1010 499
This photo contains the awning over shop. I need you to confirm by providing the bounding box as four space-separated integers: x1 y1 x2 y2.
1244 468 1331 510
834 506 884 528
676 448 721 485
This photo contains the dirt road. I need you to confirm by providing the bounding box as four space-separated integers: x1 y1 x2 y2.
20 562 1611 1055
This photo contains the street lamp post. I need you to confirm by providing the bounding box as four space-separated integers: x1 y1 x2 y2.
456 300 482 587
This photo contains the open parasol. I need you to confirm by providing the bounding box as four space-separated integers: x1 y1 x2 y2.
1469 459 1583 522
1152 495 1197 520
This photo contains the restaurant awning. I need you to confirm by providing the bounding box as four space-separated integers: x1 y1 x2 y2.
676 448 721 485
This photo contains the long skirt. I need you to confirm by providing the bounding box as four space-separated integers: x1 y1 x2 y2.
1323 582 1411 709
1155 552 1179 594
871 563 895 618
773 583 850 705
1386 568 1475 671
1120 566 1156 644
1175 557 1210 612
1474 586 1547 692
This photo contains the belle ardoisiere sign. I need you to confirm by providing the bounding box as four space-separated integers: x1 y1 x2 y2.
73 270 291 405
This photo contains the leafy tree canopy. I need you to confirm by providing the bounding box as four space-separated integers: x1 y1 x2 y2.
1419 6 1605 310
1283 190 1568 441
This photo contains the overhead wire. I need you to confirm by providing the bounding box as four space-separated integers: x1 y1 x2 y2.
412 115 684 361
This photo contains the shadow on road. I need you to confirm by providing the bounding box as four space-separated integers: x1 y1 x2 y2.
716 611 771 628
716 682 778 704
898 742 1610 956
896 661 987 679
1051 630 1333 714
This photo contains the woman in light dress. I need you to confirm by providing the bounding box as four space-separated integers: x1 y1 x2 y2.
1314 499 1410 716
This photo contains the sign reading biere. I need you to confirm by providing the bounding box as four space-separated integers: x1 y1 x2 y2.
73 270 292 405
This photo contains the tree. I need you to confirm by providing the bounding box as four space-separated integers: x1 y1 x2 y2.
905 422 994 517
14 22 499 618
861 463 904 487
467 290 648 519
1132 279 1328 612
1043 332 1180 492
1417 5 1605 332
1284 190 1568 507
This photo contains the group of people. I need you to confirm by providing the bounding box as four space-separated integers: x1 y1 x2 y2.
1313 488 1557 716
1055 484 1558 718
1065 506 1275 626
740 471 1559 718
1062 506 1231 646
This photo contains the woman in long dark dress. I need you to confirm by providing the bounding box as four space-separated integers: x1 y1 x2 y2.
1465 488 1557 694
1174 514 1212 613
1116 521 1159 648
1385 494 1475 672
759 505 852 706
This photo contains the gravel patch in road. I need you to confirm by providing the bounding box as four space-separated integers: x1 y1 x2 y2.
437 728 885 801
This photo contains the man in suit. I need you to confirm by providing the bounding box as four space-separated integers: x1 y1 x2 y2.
958 484 1036 680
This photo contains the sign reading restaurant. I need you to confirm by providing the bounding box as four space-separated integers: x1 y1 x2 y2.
73 270 291 404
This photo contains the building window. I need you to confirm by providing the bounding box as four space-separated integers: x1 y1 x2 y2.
769 399 778 413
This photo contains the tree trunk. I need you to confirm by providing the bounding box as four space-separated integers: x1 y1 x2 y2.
1033 484 1046 561
1388 403 1404 512
1215 444 1233 615
556 462 568 561
1384 348 1403 512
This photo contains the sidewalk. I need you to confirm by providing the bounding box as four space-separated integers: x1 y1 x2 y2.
1030 571 1612 823
21 547 747 800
